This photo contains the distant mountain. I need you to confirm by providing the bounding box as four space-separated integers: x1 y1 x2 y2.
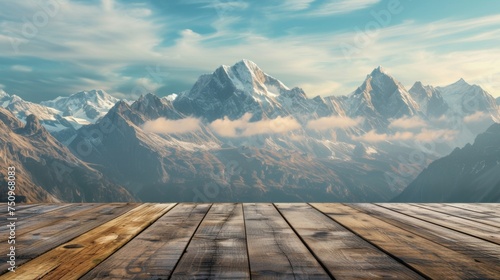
496 97 500 105
409 81 448 117
41 89 118 126
394 123 500 202
437 78 499 119
174 59 333 122
347 67 420 130
0 107 134 203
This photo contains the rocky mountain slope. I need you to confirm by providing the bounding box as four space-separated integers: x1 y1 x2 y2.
394 123 500 202
0 107 134 203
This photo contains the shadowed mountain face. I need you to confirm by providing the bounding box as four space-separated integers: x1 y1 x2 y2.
0 107 134 203
394 123 500 202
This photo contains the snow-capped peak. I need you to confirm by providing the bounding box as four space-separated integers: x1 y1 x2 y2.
40 89 119 126
0 89 9 99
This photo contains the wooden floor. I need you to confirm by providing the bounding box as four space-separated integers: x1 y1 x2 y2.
1 203 500 279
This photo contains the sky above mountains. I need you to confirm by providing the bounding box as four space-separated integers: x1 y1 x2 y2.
0 0 499 102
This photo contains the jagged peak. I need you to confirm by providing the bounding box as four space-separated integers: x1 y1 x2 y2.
370 66 388 76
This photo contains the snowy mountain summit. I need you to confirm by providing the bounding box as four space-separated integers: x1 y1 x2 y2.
41 89 119 125
174 59 312 121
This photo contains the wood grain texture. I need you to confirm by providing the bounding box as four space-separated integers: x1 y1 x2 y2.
311 203 500 279
0 203 175 280
448 203 500 216
244 203 330 279
351 204 500 269
0 203 139 274
414 203 500 228
275 203 424 279
0 203 99 243
378 203 500 245
81 203 211 279
0 203 71 223
171 203 250 279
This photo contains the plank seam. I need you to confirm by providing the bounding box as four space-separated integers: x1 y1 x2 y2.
6 203 142 275
241 203 252 280
446 204 500 217
410 204 500 229
376 203 500 246
167 203 213 280
79 203 179 279
273 204 336 280
309 203 432 280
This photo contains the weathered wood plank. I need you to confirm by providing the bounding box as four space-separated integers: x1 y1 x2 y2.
414 203 500 228
171 203 250 279
0 203 99 243
378 203 500 245
276 203 424 279
0 203 39 217
0 203 71 221
81 203 211 279
0 203 176 280
244 203 330 279
311 203 500 279
0 203 139 275
448 203 500 215
351 204 500 269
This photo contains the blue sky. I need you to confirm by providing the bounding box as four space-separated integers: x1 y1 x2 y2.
0 0 499 102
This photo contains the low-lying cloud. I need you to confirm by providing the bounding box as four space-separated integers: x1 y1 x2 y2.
352 129 458 143
306 116 362 130
210 113 301 137
143 117 201 135
389 117 427 129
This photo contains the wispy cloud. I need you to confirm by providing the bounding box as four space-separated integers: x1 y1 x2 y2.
10 65 32 72
308 0 380 16
210 113 301 137
307 116 362 130
143 117 201 134
389 117 427 129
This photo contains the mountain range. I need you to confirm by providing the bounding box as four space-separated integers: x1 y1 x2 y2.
1 60 499 202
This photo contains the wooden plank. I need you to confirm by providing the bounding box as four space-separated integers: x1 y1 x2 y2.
311 203 500 279
0 203 100 243
81 203 211 279
171 203 250 279
378 203 500 245
414 203 500 228
447 203 500 217
350 204 500 269
0 203 139 274
244 203 330 279
275 203 424 279
0 203 71 221
0 203 176 280
0 203 39 217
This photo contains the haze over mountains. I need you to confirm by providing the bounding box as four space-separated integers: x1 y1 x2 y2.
1 60 499 202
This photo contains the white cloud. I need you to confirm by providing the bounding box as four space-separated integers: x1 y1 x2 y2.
11 65 32 72
389 117 427 129
210 113 301 137
307 116 362 130
280 0 315 11
352 128 458 143
309 0 380 16
352 130 413 143
463 111 489 124
143 117 201 134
